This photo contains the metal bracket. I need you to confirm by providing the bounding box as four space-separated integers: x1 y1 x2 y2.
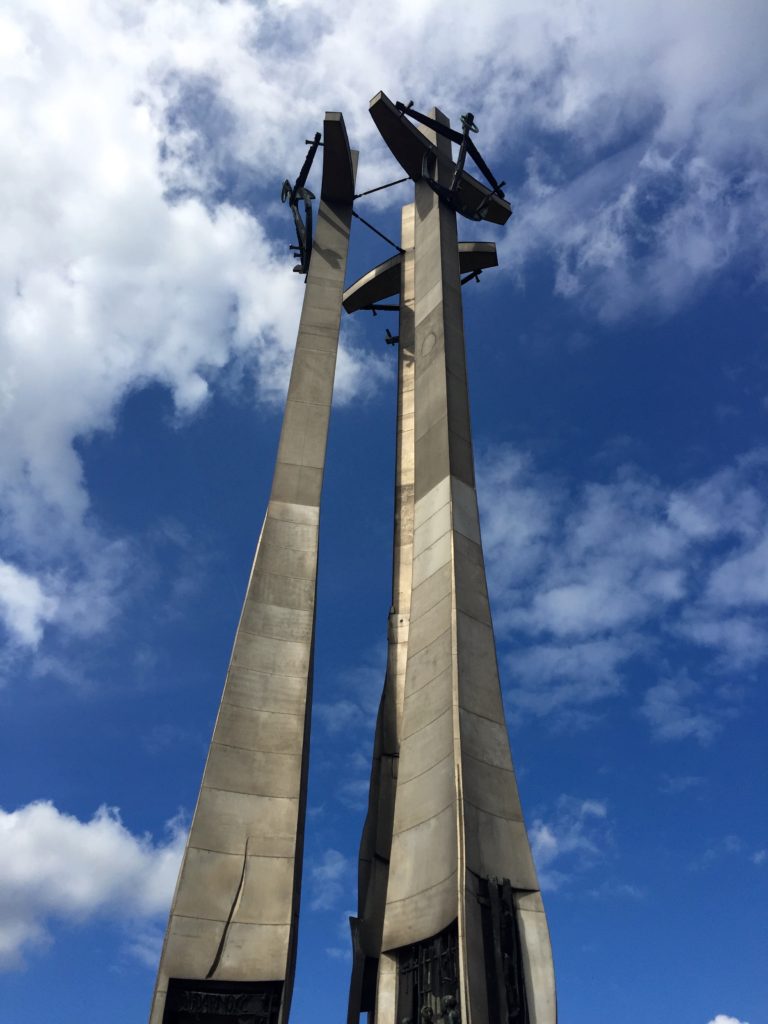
281 131 322 277
362 303 399 316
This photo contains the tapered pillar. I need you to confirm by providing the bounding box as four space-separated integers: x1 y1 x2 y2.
342 211 502 1023
150 112 357 1024
367 97 557 1024
347 203 416 1021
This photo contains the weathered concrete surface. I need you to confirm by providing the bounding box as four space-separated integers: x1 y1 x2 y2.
150 112 356 1024
347 204 416 1023
341 241 497 314
374 111 556 1024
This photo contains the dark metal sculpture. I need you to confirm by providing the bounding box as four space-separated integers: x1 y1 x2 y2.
281 131 322 275
478 878 531 1024
163 979 282 1024
395 101 508 221
396 923 461 1023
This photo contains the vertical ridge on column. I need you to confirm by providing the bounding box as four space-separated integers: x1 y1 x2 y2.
348 204 416 1023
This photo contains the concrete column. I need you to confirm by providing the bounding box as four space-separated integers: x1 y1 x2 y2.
348 203 416 1023
150 113 356 1024
378 112 556 1024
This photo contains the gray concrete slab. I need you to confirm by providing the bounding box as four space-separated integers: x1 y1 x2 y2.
368 107 555 1023
347 205 417 1024
150 112 356 1024
342 242 498 313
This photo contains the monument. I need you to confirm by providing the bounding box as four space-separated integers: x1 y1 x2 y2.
344 93 556 1024
149 112 357 1024
150 93 555 1024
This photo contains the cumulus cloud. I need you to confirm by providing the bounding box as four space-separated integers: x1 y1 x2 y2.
496 1 768 320
1 0 393 655
1 0 766 656
640 674 727 744
308 848 350 912
479 446 768 729
313 647 385 810
529 796 610 891
0 560 59 646
708 1016 751 1024
0 800 185 969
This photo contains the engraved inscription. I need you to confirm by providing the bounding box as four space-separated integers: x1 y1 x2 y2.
163 978 282 1024
178 991 250 1015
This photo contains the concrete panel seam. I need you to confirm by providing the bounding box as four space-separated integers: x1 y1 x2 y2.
413 497 452 538
209 741 301 759
463 799 525 823
266 508 321 525
405 625 451 673
457 706 510 731
405 602 453 658
383 867 458 907
461 748 516 776
393 790 455 831
170 913 291 928
208 738 304 756
253 537 319 557
401 703 452 743
224 666 308 683
409 572 455 621
235 625 315 647
188 845 297 860
248 565 319 584
455 605 497 632
202 784 300 801
221 699 305 719
399 745 454 782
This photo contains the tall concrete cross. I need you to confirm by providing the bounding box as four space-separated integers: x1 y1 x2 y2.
344 93 557 1024
149 92 556 1024
150 112 357 1024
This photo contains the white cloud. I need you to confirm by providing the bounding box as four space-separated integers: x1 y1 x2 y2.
479 446 768 727
1 0 396 654
0 800 185 969
0 560 59 646
506 636 635 722
314 698 368 736
1 0 766 657
308 848 350 912
708 1016 751 1024
660 774 704 795
314 646 385 809
640 674 725 744
529 796 610 891
496 1 768 319
706 536 768 608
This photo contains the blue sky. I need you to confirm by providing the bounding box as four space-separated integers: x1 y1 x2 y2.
0 2 766 1022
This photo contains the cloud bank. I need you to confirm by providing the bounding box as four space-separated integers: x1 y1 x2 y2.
2 0 766 652
0 800 185 969
479 447 768 732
